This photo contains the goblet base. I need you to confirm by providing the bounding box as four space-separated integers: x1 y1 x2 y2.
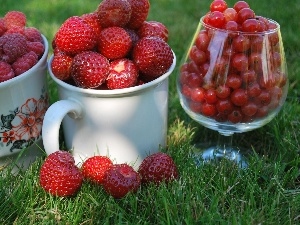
192 145 248 169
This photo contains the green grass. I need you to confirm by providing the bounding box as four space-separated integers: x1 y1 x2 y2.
1 0 300 224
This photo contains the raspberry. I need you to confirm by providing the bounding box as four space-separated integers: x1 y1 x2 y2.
3 11 26 29
12 51 38 76
27 41 45 58
0 33 27 63
24 27 43 42
0 61 15 82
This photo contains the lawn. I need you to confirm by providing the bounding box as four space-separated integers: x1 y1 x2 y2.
1 0 300 224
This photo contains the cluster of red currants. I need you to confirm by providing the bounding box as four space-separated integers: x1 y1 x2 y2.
179 0 288 124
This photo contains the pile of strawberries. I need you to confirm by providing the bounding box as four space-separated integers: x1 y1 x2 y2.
51 0 174 90
39 150 178 198
0 11 45 83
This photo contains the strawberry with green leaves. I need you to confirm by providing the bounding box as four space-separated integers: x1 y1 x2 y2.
39 150 83 197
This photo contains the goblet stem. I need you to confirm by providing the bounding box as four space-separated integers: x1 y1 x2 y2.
195 132 248 169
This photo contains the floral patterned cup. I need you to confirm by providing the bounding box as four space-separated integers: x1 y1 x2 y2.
0 35 49 169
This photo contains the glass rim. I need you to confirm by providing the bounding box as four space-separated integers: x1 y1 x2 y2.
200 16 280 35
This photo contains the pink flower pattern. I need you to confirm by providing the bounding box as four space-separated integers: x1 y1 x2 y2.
0 87 48 152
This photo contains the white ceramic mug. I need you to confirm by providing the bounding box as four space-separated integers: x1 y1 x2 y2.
43 53 176 168
0 35 49 169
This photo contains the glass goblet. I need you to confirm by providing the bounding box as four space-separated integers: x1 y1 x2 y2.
177 17 288 168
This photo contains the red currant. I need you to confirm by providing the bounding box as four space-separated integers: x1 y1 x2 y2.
191 87 206 102
216 85 231 99
225 20 238 31
230 88 248 106
205 89 218 104
189 46 207 66
216 98 234 115
223 8 238 22
210 0 228 12
237 8 255 24
241 101 258 116
256 90 271 106
233 1 250 12
232 35 250 52
247 82 262 98
228 108 243 123
242 19 259 32
231 53 248 72
241 70 257 85
207 11 226 28
226 73 242 89
201 102 217 117
195 30 210 51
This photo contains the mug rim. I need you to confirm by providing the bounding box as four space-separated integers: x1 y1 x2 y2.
48 51 176 96
0 34 49 88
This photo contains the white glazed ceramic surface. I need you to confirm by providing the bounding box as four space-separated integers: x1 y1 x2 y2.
0 35 49 162
43 53 176 168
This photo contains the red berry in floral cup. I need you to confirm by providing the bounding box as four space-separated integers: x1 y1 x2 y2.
0 10 49 171
177 0 288 168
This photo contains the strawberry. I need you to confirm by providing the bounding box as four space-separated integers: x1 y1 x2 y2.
39 150 83 197
98 26 132 60
3 11 26 30
12 51 38 76
81 12 102 38
0 61 14 82
102 164 141 199
106 58 138 89
0 33 27 63
138 21 169 42
81 156 113 185
132 37 174 79
126 0 150 30
54 16 97 55
138 152 178 185
96 0 132 28
71 51 110 89
51 50 73 80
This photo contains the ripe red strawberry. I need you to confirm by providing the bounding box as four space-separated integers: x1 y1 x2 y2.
126 0 150 30
97 0 132 28
102 164 141 199
138 152 178 185
39 150 83 197
81 12 102 38
71 51 110 89
0 61 14 82
138 21 169 42
81 156 113 185
132 37 173 79
98 26 132 60
106 58 138 89
0 33 27 63
3 11 26 29
12 51 38 76
51 50 73 80
54 16 97 55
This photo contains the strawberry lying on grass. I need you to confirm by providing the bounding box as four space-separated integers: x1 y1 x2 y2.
39 151 179 198
51 0 174 90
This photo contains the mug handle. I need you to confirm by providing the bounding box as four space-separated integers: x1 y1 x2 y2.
42 99 83 157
